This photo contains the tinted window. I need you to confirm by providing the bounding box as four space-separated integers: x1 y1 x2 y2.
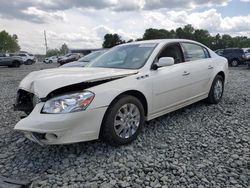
182 43 208 61
19 54 26 57
158 44 184 64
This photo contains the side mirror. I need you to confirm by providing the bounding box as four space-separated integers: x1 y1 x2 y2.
152 57 175 70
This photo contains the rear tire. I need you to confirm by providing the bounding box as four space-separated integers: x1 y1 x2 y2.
206 75 224 104
101 95 145 145
49 60 53 64
9 61 20 68
26 59 33 65
230 59 239 67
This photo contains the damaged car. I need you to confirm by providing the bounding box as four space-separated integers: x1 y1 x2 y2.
14 39 228 145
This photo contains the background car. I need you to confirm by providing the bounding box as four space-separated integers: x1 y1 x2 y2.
0 53 23 68
61 50 107 67
58 53 81 65
11 53 36 65
44 56 58 64
215 48 246 67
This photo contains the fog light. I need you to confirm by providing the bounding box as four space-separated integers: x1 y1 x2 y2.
45 133 58 140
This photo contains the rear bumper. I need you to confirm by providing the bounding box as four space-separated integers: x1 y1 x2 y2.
14 103 107 145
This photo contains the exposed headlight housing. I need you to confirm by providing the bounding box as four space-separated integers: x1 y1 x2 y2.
42 91 94 114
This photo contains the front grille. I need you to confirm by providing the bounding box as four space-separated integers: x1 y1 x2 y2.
14 89 38 114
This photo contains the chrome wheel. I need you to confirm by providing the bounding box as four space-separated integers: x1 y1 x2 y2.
213 80 223 100
114 103 140 139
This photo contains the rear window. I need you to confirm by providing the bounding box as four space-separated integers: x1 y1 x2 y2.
181 43 210 61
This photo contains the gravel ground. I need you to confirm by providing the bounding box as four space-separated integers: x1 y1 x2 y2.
0 63 249 188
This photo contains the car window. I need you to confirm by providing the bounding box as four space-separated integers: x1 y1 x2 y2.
88 43 157 69
182 43 208 61
19 54 26 57
216 50 223 55
157 43 184 64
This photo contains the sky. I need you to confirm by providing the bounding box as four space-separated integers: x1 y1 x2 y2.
0 0 250 54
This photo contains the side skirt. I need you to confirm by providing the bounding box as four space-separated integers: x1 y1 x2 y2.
146 93 208 121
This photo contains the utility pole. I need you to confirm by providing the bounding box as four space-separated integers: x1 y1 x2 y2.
44 30 48 55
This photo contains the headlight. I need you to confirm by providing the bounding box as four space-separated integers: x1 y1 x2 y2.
42 91 94 114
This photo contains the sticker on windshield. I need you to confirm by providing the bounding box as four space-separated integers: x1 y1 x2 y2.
139 43 157 48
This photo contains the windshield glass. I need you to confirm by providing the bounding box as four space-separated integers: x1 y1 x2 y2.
87 43 157 69
79 51 106 62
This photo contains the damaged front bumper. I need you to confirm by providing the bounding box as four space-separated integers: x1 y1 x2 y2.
14 103 107 145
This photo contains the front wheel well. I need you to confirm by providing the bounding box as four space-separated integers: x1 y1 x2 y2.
217 71 225 82
110 90 148 117
99 90 148 139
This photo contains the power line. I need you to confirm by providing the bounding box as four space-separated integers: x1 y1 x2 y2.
44 30 48 54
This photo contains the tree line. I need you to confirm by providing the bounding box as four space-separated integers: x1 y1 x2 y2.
102 24 250 50
1 24 250 55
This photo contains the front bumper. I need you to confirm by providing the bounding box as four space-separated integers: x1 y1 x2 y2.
14 103 107 145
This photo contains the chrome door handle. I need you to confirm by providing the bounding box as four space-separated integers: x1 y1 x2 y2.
183 71 190 76
208 65 214 69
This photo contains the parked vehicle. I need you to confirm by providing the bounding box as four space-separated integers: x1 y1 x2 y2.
10 53 36 65
0 54 23 68
58 53 80 65
61 50 107 67
14 39 228 145
43 56 58 64
215 48 246 67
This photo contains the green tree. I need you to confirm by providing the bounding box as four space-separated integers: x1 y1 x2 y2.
46 48 60 57
102 34 124 48
60 43 69 55
0 30 20 53
143 28 172 40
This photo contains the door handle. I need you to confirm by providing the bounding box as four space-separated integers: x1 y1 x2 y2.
183 71 190 76
208 65 214 69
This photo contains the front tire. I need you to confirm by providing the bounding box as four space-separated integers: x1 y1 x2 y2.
101 95 145 145
206 75 224 104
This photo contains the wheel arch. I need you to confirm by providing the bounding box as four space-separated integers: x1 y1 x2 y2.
109 90 148 117
217 71 225 82
99 89 148 139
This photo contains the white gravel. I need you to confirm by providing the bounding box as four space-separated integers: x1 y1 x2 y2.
0 63 249 188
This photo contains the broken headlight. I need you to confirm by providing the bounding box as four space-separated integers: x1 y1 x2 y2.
42 91 94 114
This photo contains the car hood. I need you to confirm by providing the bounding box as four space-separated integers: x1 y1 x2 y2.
19 67 138 98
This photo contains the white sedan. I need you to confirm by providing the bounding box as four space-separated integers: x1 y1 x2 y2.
14 39 228 145
43 56 58 64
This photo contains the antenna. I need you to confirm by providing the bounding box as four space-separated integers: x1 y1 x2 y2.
44 30 48 55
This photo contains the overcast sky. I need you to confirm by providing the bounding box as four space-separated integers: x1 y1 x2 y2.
0 0 250 54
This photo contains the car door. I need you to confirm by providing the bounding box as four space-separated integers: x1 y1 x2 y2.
150 43 198 114
180 42 214 97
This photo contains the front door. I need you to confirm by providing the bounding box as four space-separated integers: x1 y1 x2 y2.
150 43 195 114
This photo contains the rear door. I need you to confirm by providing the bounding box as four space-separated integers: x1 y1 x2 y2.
180 42 214 97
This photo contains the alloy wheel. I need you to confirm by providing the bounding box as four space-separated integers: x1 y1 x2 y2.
213 80 223 100
114 103 140 139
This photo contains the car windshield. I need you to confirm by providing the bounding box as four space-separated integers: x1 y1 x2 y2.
87 43 157 69
78 51 106 62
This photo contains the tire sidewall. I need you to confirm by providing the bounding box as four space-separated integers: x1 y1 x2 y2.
102 95 145 145
209 75 224 104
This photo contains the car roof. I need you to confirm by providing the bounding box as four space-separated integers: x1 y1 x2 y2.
125 39 201 45
121 39 208 48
